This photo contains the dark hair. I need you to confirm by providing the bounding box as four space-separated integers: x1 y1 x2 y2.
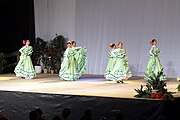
150 39 157 45
152 39 157 43
118 42 123 45
71 41 76 44
111 44 116 48
67 41 72 44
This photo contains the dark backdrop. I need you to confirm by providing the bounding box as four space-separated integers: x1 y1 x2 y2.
0 0 35 53
0 0 35 73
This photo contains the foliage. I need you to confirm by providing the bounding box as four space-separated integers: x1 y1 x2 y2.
134 69 174 101
0 53 6 73
45 34 67 70
32 34 67 72
32 37 47 66
145 69 166 91
41 56 51 69
134 85 151 98
177 82 180 92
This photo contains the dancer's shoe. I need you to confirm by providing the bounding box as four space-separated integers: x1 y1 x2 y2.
116 80 124 83
116 80 120 83
120 80 124 83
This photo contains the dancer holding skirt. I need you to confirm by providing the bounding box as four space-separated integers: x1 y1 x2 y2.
108 42 132 83
59 41 80 81
14 40 36 79
104 43 117 79
72 41 87 78
144 39 166 80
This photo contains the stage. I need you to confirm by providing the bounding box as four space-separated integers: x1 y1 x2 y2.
0 73 180 120
0 73 179 98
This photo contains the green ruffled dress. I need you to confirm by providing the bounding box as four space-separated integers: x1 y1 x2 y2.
144 45 166 80
107 48 132 81
104 49 117 79
14 45 36 79
59 48 80 81
73 47 87 78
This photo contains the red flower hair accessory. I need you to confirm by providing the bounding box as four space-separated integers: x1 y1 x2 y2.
23 40 26 45
109 43 113 48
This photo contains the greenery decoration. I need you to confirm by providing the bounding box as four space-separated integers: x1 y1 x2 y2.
32 34 67 73
134 69 174 101
32 37 47 66
0 53 6 73
177 82 180 92
45 34 67 70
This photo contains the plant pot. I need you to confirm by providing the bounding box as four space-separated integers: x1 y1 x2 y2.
43 68 48 74
152 89 158 93
55 69 59 74
35 65 42 73
50 69 55 74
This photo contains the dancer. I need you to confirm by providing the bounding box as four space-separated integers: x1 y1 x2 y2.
108 42 132 83
72 41 87 78
59 41 79 81
14 40 36 79
144 39 166 80
104 43 117 79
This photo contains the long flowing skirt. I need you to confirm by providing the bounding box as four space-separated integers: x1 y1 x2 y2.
59 57 80 81
144 56 166 80
74 48 87 78
104 57 117 79
107 57 132 81
14 55 36 79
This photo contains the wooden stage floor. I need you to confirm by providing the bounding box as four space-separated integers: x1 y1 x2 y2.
0 73 179 99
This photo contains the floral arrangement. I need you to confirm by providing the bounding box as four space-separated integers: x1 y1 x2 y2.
134 69 174 101
150 91 174 100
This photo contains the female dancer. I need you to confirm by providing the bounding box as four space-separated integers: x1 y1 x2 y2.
104 43 117 79
59 41 79 81
14 40 36 79
72 41 87 78
144 39 166 80
108 42 132 83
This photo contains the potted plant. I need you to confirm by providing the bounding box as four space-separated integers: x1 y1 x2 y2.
176 79 180 92
41 55 49 73
145 70 167 92
134 69 174 101
32 37 47 73
50 62 55 74
45 34 67 74
0 53 6 73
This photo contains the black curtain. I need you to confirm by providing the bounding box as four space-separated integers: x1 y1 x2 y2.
0 0 35 72
0 0 35 53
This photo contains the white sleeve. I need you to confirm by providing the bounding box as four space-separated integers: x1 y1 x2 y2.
19 46 26 53
149 46 154 55
111 49 118 57
74 46 82 50
65 48 69 59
